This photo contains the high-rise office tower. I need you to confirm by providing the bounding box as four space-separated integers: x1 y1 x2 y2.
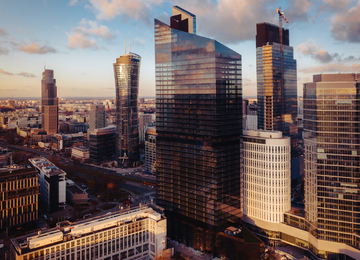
113 47 141 167
304 74 360 256
256 22 298 155
41 69 59 135
89 104 106 132
155 6 242 250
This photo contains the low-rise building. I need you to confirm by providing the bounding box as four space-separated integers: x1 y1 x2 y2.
0 167 39 237
89 126 116 163
71 146 89 162
29 129 51 144
66 182 88 205
0 146 12 167
52 133 84 152
29 158 66 213
17 115 41 129
59 121 88 134
10 205 167 260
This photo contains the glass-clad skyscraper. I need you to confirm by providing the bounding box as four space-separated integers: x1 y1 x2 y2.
113 53 141 167
256 22 297 155
41 69 58 135
304 74 360 254
155 7 242 250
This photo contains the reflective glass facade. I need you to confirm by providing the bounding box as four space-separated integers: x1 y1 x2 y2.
304 74 360 248
155 15 242 246
256 23 297 154
89 126 116 163
113 53 141 167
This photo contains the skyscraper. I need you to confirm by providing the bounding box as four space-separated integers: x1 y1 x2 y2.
113 49 141 167
155 6 242 250
41 69 58 135
89 104 106 132
256 22 298 155
304 73 360 256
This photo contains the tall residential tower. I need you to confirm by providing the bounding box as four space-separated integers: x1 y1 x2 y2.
113 49 141 167
256 22 298 155
41 69 58 135
155 6 242 251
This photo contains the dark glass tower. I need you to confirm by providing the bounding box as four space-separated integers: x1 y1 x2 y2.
256 22 297 155
113 52 141 167
41 69 58 135
155 7 242 250
304 74 360 251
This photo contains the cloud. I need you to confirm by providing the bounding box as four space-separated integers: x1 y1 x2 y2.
316 0 352 15
77 19 116 39
299 63 360 73
172 0 277 44
17 42 57 54
88 0 162 22
285 0 315 22
0 44 9 55
18 72 36 77
331 1 360 42
68 33 98 49
297 40 333 63
297 39 360 63
0 27 8 37
67 19 116 50
69 0 78 6
0 68 14 76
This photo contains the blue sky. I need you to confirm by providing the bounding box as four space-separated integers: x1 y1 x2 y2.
0 0 360 98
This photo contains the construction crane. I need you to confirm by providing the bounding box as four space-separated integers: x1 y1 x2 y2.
276 7 289 52
276 7 289 133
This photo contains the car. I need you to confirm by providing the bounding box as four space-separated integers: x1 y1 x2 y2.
88 198 92 202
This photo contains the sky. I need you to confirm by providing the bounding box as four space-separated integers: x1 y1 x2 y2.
0 0 360 98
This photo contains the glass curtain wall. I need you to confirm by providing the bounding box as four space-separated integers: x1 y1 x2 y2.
113 53 141 167
155 17 242 247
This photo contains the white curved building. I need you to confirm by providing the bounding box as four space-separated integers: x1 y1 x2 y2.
242 130 291 223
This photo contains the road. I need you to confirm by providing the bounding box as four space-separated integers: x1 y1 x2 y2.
1 142 156 187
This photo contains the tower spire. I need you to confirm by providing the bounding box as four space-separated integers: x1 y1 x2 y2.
129 37 131 53
124 37 126 54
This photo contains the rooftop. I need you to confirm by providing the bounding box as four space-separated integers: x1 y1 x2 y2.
66 184 86 195
28 157 66 177
11 205 164 255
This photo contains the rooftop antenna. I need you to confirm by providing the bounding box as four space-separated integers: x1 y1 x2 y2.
129 37 131 53
44 61 46 70
124 37 126 54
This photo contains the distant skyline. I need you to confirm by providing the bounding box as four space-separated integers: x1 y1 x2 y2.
1 0 360 98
